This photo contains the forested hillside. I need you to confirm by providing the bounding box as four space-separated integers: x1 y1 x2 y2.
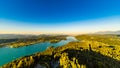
0 35 66 48
1 34 120 68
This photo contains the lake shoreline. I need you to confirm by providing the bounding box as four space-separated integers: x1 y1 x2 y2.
0 36 77 66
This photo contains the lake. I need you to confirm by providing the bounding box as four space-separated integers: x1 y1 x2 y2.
0 37 77 66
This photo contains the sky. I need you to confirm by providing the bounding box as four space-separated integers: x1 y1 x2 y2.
0 0 120 35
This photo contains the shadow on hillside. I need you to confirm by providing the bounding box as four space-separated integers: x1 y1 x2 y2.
61 49 120 68
8 46 120 68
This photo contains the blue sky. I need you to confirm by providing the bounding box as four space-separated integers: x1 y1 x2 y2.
0 0 120 34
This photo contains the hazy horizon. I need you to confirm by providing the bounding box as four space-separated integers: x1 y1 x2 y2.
0 0 120 35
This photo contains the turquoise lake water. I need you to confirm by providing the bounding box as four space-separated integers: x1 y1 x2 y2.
0 37 77 66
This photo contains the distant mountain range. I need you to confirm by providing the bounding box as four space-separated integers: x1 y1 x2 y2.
0 34 67 39
0 34 37 39
95 30 120 34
